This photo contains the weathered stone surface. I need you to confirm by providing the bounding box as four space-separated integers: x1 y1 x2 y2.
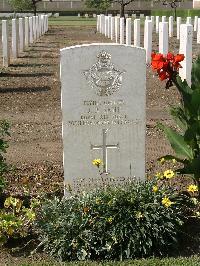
60 44 146 193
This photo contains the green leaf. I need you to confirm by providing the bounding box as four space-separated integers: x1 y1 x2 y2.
191 56 200 89
158 123 194 160
191 89 200 114
178 156 200 177
170 107 188 131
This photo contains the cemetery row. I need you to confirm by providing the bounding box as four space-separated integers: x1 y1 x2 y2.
96 14 198 86
1 14 49 67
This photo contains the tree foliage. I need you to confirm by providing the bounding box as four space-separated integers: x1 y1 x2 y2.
8 0 52 15
8 0 33 12
85 0 111 12
85 0 135 17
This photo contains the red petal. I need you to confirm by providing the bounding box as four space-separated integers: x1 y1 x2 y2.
174 54 185 62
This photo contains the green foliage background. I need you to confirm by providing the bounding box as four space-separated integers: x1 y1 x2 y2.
8 0 33 11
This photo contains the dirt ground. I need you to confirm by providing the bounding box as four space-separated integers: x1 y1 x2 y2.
0 22 200 265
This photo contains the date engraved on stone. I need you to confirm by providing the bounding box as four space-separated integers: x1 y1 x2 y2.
83 50 125 96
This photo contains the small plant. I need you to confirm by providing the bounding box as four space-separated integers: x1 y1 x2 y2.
0 120 10 193
0 196 40 245
35 179 192 261
151 53 200 194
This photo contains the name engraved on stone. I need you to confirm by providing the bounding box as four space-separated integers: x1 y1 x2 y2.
91 129 119 173
83 50 125 96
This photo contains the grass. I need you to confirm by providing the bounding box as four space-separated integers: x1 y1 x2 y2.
48 16 96 26
18 256 200 266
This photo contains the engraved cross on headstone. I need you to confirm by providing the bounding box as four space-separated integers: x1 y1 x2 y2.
91 129 119 173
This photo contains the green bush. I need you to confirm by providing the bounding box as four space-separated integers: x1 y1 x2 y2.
0 196 40 245
36 180 191 261
151 9 200 18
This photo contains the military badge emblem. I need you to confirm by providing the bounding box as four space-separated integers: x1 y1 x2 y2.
83 50 125 96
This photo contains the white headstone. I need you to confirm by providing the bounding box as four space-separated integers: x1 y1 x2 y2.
144 20 152 64
125 14 128 18
162 16 166 22
177 17 181 39
140 14 144 18
197 18 200 43
134 19 140 47
156 16 159 33
169 16 173 37
159 22 168 55
36 16 39 39
29 17 33 43
12 18 18 58
19 18 25 52
39 15 43 36
111 17 115 41
60 44 146 193
179 24 193 86
146 16 150 21
115 16 120 43
132 14 136 18
97 15 100 32
108 16 112 38
101 15 105 34
41 15 45 35
25 17 29 46
151 16 154 29
85 13 89 18
105 16 108 37
33 16 36 40
46 15 48 32
2 20 10 67
120 17 124 44
186 17 192 25
78 13 80 17
194 16 198 32
126 18 132 45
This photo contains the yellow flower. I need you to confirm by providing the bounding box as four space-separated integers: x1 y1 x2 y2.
92 159 103 168
107 217 113 224
152 185 158 193
135 211 143 219
187 184 198 193
96 198 101 205
163 169 175 179
162 197 174 208
155 172 163 179
172 158 176 164
7 227 14 236
159 157 165 164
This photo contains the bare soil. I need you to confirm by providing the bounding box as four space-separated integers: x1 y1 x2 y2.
0 24 199 264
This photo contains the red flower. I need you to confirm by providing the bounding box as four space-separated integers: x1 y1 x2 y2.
166 53 174 61
174 54 184 62
151 52 185 86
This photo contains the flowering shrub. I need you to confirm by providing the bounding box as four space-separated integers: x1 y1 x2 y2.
151 53 200 194
35 180 192 261
0 196 40 245
151 52 184 88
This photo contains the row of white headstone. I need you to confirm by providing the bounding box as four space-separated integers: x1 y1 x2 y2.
1 14 49 67
96 14 195 86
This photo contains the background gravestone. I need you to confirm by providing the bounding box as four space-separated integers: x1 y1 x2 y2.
60 44 146 193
